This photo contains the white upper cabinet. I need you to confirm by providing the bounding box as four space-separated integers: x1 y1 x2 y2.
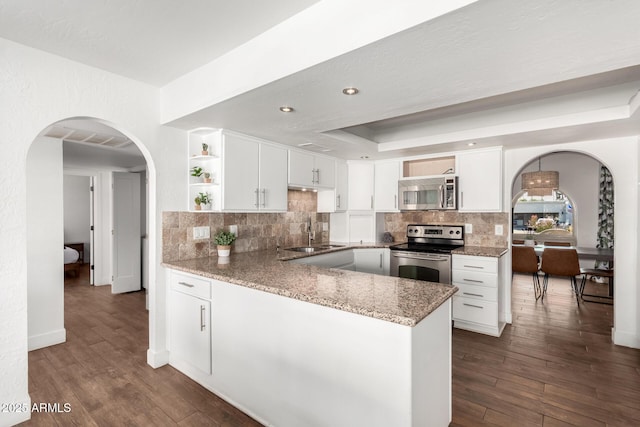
288 150 336 189
456 148 503 212
317 160 347 213
222 131 287 211
348 162 375 211
335 160 348 212
374 161 400 212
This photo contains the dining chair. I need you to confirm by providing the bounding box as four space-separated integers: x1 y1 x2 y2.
544 241 572 247
540 248 582 303
512 246 542 300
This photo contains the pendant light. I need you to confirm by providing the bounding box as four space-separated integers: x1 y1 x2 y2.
521 157 559 196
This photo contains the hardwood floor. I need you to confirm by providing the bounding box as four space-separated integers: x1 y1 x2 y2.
22 266 261 426
452 273 640 427
22 267 640 426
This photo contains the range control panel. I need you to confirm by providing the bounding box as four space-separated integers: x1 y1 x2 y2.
406 224 464 240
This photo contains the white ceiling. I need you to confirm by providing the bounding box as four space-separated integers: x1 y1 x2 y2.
0 0 319 86
6 0 640 160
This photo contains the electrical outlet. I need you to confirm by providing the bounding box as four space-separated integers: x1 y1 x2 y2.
229 224 238 237
465 223 473 234
495 224 504 236
193 226 210 240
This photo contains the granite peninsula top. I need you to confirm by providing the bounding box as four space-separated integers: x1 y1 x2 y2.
163 243 458 327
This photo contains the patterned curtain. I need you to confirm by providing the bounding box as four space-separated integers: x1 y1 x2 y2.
596 165 614 268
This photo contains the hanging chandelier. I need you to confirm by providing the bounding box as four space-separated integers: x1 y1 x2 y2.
521 157 559 196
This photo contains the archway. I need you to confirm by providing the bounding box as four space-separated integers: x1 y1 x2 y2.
25 116 157 354
506 147 620 341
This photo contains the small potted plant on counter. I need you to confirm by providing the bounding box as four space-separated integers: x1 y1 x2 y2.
194 192 211 211
201 143 209 156
203 171 212 183
194 195 202 210
214 229 236 257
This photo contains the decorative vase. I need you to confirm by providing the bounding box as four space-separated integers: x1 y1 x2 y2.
202 150 209 156
194 204 201 211
203 177 212 183
217 245 231 257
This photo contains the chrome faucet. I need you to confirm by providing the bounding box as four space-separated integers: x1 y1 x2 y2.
307 216 314 247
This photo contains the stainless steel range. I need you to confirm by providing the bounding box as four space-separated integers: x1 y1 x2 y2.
389 224 464 284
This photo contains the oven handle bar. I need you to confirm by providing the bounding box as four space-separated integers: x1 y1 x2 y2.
390 251 450 262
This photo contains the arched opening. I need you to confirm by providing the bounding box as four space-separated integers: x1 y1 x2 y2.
25 116 157 353
509 150 615 334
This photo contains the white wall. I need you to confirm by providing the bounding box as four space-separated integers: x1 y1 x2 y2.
0 37 184 426
63 175 91 259
504 137 640 349
511 151 600 247
27 137 65 351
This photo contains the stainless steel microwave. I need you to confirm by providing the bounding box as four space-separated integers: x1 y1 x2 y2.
398 177 457 210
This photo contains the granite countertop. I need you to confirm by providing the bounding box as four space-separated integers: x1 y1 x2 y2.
452 246 508 258
162 243 457 327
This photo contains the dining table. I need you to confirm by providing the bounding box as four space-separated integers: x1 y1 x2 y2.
513 244 614 297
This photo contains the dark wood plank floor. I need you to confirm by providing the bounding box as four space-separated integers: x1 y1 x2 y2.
22 265 261 426
452 273 640 427
21 267 640 426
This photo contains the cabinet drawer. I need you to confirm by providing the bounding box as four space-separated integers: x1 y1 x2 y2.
452 269 498 288
171 271 211 300
454 283 497 302
452 296 498 326
452 255 497 273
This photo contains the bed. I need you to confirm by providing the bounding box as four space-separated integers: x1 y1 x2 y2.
64 243 84 277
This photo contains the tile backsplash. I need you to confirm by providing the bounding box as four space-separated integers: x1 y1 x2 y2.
383 211 509 248
163 190 328 261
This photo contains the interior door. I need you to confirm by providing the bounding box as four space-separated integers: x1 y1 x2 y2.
89 176 95 285
112 172 141 293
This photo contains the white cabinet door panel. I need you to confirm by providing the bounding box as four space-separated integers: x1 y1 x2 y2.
223 134 260 210
260 144 288 211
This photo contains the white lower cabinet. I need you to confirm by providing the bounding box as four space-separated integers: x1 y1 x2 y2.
354 248 390 275
169 271 212 374
452 254 505 337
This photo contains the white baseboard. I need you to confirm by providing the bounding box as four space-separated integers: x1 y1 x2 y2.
147 348 169 368
28 329 66 351
612 327 640 349
0 394 31 426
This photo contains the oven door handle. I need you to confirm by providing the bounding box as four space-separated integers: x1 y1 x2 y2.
391 252 449 262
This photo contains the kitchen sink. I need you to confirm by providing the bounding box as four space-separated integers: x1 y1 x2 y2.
286 245 345 253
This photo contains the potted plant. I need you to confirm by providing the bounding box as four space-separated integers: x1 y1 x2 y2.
203 171 212 183
198 192 211 210
191 166 203 181
214 230 236 257
201 143 209 156
194 195 202 211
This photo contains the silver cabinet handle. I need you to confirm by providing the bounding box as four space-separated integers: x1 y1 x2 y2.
394 194 397 209
261 188 266 208
439 184 444 209
463 278 484 283
254 188 259 208
379 253 383 268
463 303 484 309
200 305 206 331
315 169 320 185
336 194 341 208
463 265 485 269
178 281 194 288
463 292 484 297
460 191 464 208
370 195 374 209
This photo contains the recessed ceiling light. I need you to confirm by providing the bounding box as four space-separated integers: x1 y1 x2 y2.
279 106 294 113
298 142 313 147
360 155 369 159
342 87 359 95
467 142 476 146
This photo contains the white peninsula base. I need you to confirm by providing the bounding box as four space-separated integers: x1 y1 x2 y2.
167 270 452 427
